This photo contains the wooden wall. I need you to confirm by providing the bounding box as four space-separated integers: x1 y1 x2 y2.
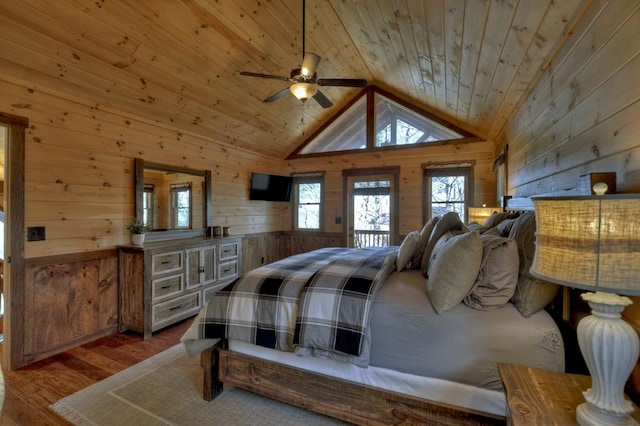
499 0 640 196
500 0 640 400
0 80 282 259
284 141 497 236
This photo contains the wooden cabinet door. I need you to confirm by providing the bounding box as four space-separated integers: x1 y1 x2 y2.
185 245 217 289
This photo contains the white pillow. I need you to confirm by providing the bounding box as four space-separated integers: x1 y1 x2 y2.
397 231 419 271
426 231 483 313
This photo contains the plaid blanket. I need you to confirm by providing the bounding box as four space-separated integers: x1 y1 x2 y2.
185 247 397 359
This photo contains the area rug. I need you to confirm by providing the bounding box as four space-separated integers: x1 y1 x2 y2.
50 344 346 425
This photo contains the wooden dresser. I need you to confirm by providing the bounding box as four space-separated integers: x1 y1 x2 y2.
118 236 242 339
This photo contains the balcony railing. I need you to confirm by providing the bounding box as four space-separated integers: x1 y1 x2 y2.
354 230 390 248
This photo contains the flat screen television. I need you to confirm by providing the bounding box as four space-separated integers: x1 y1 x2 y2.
249 172 293 202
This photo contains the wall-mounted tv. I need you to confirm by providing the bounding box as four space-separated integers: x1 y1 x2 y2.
249 172 293 202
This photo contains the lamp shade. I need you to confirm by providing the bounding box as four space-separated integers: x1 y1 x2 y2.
467 206 500 225
290 82 317 101
531 195 640 295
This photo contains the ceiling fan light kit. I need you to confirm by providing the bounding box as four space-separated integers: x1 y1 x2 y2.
300 52 321 78
290 82 317 101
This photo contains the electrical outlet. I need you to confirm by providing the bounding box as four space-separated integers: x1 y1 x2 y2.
27 226 46 241
335 217 342 224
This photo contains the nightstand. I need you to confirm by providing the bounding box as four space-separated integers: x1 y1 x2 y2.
498 363 640 425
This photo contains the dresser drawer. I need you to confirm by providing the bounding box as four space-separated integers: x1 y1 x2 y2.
152 274 183 302
219 260 239 281
152 251 183 275
219 242 239 261
152 292 200 330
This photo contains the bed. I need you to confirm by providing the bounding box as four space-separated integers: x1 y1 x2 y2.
181 209 565 425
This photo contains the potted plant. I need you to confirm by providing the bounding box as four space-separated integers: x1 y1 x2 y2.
125 218 151 245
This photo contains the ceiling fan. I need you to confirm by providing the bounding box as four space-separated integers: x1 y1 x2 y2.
240 0 367 108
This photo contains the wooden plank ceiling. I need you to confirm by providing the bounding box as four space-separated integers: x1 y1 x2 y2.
0 0 586 159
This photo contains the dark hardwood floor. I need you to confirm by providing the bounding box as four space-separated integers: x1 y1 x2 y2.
0 319 193 425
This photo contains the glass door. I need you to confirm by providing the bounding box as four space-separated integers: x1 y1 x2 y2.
346 174 396 248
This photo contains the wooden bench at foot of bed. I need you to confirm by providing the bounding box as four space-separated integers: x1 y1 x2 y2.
200 340 505 426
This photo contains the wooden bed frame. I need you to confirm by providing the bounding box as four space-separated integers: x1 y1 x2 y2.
197 197 573 425
201 339 505 425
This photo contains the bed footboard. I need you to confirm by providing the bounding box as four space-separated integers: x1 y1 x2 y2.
201 339 227 401
202 339 505 425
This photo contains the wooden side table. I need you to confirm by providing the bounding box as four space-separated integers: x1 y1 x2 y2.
498 363 640 425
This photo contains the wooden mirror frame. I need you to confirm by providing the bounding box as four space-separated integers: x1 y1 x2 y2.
134 158 212 241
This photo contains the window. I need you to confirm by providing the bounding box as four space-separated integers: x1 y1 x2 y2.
289 86 476 158
374 93 462 147
292 175 323 230
424 165 474 223
169 183 191 229
143 184 155 227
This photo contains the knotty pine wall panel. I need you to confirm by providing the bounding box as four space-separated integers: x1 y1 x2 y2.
284 140 497 236
0 79 281 259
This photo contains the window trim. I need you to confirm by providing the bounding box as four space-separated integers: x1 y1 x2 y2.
291 174 324 232
423 163 474 223
169 182 192 229
143 184 155 228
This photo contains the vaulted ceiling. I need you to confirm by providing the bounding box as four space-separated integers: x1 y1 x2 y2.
0 0 587 159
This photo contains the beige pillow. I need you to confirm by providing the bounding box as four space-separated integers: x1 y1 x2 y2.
410 216 440 269
508 212 559 317
484 211 512 228
421 211 464 277
426 231 483 314
464 232 519 310
397 231 419 272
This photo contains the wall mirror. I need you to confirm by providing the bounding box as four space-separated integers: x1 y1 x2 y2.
134 158 212 241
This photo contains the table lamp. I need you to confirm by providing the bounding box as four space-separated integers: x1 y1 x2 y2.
467 205 501 225
531 187 640 426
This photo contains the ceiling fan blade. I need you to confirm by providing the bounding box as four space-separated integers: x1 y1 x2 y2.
240 71 289 82
313 89 333 108
263 88 291 103
317 78 368 88
301 53 321 78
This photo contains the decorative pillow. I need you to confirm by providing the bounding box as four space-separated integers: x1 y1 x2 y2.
484 211 513 228
421 211 464 277
464 232 519 310
397 231 419 272
410 216 440 269
466 222 489 234
496 217 518 237
508 212 559 317
426 231 483 314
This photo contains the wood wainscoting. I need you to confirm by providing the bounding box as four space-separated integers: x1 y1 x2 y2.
242 231 347 272
22 250 119 366
280 231 346 257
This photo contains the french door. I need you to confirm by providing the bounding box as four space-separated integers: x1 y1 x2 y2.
344 168 399 248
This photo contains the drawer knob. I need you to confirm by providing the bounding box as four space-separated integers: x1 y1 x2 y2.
161 260 171 265
169 303 185 311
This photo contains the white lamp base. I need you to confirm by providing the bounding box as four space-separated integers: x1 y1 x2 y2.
577 292 639 426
